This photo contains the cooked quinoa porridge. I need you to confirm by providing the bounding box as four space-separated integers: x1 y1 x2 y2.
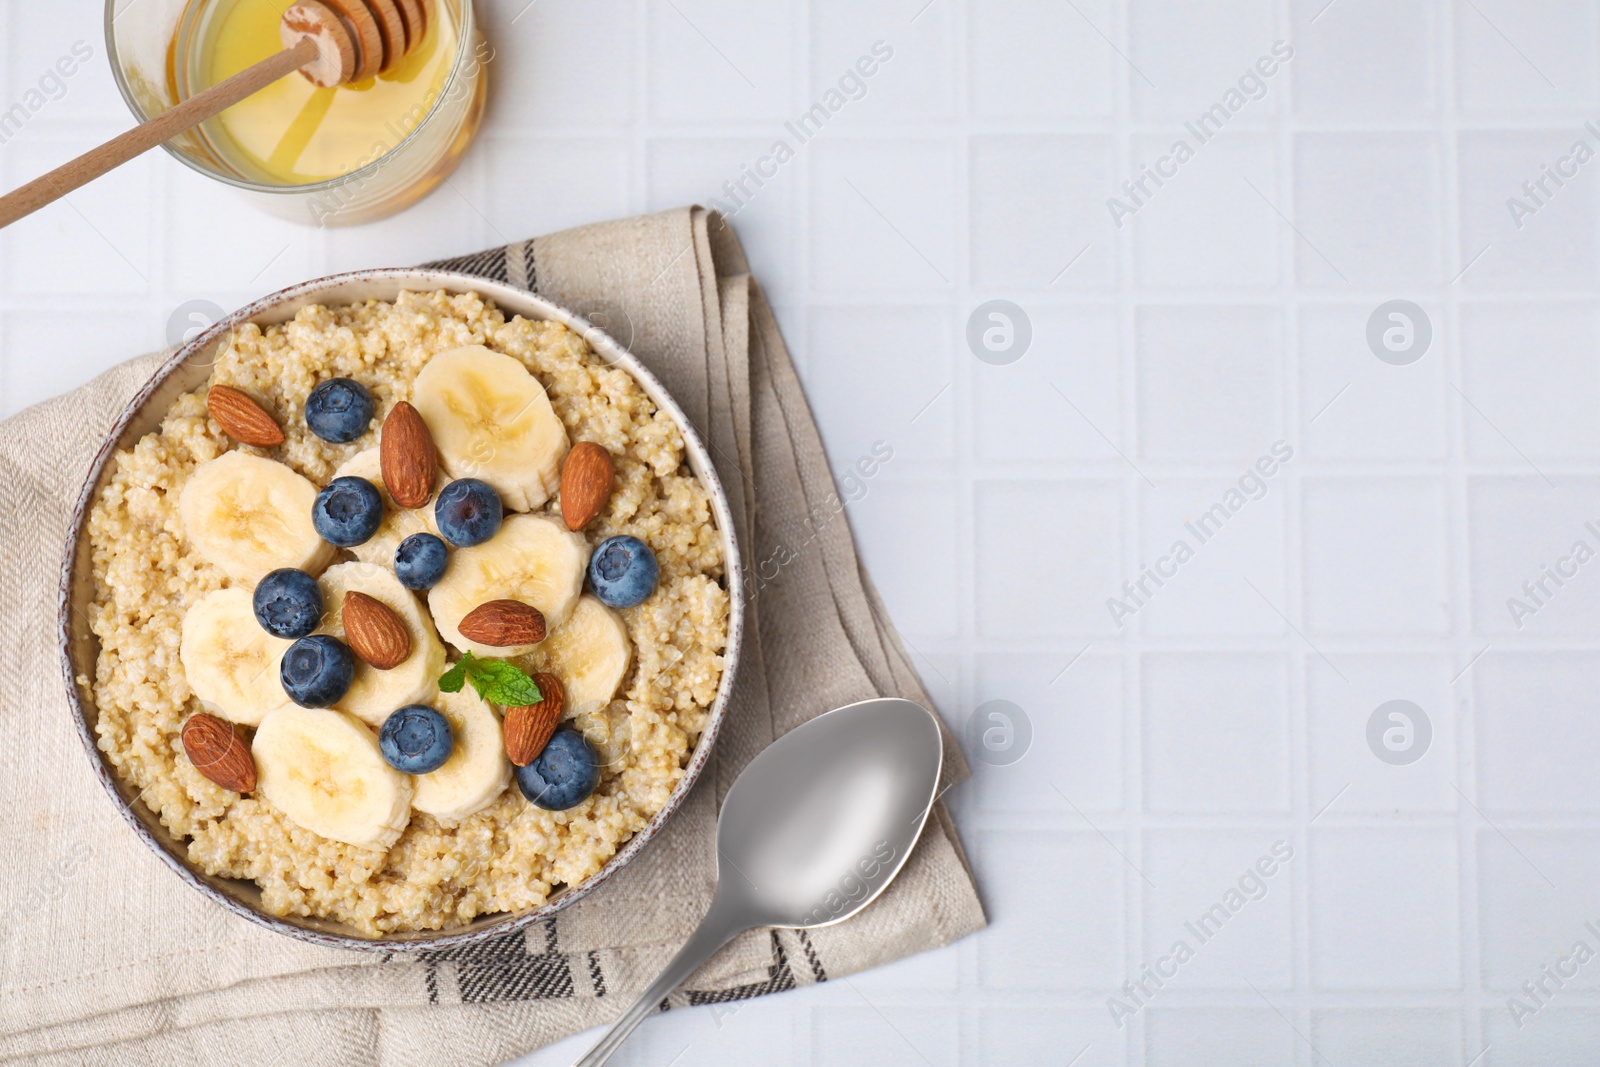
86 290 729 936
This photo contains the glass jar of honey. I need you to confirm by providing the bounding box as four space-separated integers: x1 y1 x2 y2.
105 0 487 225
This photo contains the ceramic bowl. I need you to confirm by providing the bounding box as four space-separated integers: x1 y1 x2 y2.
58 268 743 951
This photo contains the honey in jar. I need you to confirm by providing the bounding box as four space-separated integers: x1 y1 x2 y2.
200 0 461 185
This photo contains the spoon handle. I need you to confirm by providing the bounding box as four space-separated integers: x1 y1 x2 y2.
572 894 751 1067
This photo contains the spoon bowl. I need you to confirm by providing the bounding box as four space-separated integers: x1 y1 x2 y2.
716 697 943 928
574 697 944 1066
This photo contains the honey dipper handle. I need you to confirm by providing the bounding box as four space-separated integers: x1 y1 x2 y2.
0 36 319 231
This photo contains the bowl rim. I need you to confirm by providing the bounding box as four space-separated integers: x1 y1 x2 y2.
57 267 745 952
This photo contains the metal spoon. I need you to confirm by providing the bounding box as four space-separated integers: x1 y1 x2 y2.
573 696 945 1066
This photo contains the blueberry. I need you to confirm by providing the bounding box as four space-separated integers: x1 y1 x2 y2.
379 704 454 774
304 378 374 443
253 568 323 638
587 535 658 608
394 533 449 590
435 479 503 547
515 727 600 810
280 634 355 707
312 476 385 547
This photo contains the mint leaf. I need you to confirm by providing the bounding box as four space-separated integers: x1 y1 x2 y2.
438 653 473 694
439 652 541 707
471 661 542 707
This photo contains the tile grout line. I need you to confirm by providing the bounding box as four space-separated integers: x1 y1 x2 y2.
1272 0 1301 1049
5 284 1596 321
632 0 649 224
951 0 975 810
38 113 1600 135
788 0 812 388
1109 2 1144 1062
951 2 979 1058
1439 0 1491 1057
1279 2 1316 1059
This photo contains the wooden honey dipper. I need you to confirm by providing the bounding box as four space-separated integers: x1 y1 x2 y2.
0 0 431 229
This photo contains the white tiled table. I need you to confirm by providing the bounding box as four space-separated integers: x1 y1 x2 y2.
8 0 1600 1063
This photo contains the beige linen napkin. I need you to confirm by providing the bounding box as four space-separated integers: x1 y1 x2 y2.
0 207 985 1066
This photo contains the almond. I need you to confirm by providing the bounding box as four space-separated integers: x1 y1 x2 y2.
206 385 285 448
380 401 437 509
458 599 547 646
503 673 564 766
342 591 412 669
559 442 615 531
181 713 257 793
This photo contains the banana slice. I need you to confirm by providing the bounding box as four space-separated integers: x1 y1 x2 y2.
332 448 445 570
427 513 588 657
252 705 414 850
411 344 569 512
179 587 292 726
531 595 633 717
316 561 447 727
179 451 335 583
410 685 512 821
